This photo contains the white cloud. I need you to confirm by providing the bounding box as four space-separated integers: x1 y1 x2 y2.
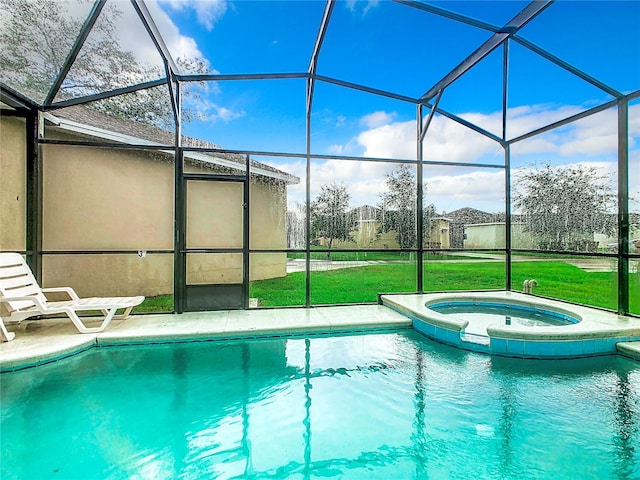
361 111 397 128
345 0 380 16
194 99 244 122
318 102 640 212
160 0 228 31
427 170 505 213
354 116 500 163
147 2 210 62
85 1 210 71
357 120 417 159
327 144 347 155
506 104 584 139
511 103 640 159
280 158 391 209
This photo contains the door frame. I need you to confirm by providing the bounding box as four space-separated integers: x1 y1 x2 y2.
176 169 249 312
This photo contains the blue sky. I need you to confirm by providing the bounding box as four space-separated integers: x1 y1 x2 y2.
103 1 640 212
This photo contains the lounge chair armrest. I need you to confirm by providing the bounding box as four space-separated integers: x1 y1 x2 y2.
41 287 80 300
0 295 48 309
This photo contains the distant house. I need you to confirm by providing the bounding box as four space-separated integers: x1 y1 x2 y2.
0 105 299 298
306 204 459 250
438 208 503 249
309 205 399 249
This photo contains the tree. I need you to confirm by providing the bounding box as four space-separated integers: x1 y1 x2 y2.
0 0 207 129
378 164 436 250
286 202 307 249
513 164 616 251
310 183 354 257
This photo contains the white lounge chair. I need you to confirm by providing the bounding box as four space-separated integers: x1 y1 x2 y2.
0 253 144 341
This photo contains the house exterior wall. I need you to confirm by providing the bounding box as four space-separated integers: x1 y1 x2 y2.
464 223 543 250
248 178 287 279
0 117 26 252
316 218 450 250
429 219 451 249
464 223 505 249
0 116 288 298
318 221 400 250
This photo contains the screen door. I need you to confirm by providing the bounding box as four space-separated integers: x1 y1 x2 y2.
183 177 247 310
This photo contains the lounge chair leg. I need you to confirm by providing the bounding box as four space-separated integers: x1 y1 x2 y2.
1 318 16 341
65 307 118 334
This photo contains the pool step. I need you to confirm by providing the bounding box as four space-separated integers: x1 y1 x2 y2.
616 341 640 361
461 333 490 346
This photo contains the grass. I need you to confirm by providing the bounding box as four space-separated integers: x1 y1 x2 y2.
286 251 488 262
135 294 174 313
138 260 639 314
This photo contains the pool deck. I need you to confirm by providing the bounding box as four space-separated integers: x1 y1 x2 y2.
0 305 411 371
2 296 640 371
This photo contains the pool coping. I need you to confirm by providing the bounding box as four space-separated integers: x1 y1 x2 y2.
381 291 640 359
0 305 412 372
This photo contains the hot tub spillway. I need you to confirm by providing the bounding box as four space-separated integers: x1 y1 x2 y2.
460 331 491 346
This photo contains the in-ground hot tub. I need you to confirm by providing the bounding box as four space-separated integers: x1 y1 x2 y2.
428 300 580 333
381 291 640 359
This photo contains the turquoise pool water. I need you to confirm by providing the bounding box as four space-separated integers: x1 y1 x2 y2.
1 331 639 479
429 301 579 328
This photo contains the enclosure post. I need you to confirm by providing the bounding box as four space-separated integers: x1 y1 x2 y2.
617 98 629 315
305 1 334 307
26 110 43 282
244 155 250 309
173 83 185 314
416 104 424 293
505 145 512 292
305 77 312 308
503 40 512 292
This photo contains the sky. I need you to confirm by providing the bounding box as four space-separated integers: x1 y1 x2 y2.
37 0 640 213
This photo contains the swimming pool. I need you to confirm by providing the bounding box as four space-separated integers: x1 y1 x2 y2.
1 330 639 479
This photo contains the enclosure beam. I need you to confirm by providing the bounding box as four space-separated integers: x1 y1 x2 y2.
420 0 553 103
132 0 180 76
420 89 443 143
308 1 334 80
44 0 106 106
434 106 505 146
179 72 308 83
45 79 167 110
507 98 619 145
617 99 629 315
316 75 418 105
512 35 622 99
166 72 179 129
0 83 39 109
396 0 500 33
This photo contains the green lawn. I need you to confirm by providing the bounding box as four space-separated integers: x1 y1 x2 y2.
251 261 623 310
138 260 638 314
286 251 489 262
